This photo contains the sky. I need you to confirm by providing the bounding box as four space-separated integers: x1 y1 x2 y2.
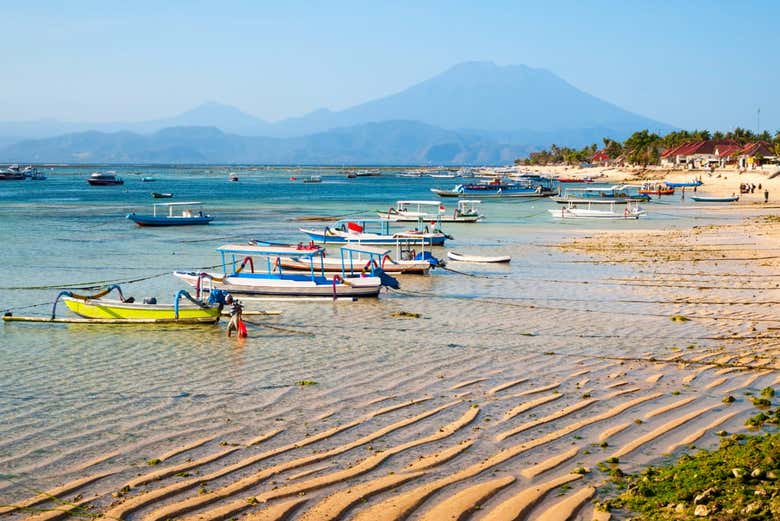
2 0 778 132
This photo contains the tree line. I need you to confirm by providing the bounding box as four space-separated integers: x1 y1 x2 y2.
517 128 780 166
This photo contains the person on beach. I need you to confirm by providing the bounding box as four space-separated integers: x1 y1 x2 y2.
765 189 769 203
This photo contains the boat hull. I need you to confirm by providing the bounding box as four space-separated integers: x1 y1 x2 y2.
447 251 510 263
88 179 124 186
690 196 738 202
548 208 644 220
376 211 481 223
174 271 383 298
278 256 430 274
127 214 214 226
63 297 220 323
551 196 649 204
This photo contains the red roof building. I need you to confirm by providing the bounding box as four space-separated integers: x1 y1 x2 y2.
591 150 610 163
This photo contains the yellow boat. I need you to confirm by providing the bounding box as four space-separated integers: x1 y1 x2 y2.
62 297 221 323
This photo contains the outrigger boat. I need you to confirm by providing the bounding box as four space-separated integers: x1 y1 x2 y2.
377 200 484 223
300 217 450 246
3 284 231 324
550 201 646 220
274 241 441 275
174 244 399 298
552 185 651 204
431 177 555 198
638 182 674 196
127 202 214 226
447 251 511 263
665 179 703 188
690 195 739 203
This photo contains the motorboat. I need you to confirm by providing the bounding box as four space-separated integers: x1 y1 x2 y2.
151 192 174 198
303 175 322 183
127 202 214 226
174 244 398 298
0 165 27 180
549 201 646 220
87 172 124 186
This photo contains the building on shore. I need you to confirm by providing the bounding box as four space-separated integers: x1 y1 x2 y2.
660 140 776 169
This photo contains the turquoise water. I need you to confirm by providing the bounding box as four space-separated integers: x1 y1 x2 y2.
0 166 752 510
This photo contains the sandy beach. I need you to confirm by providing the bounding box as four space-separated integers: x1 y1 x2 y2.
2 186 777 520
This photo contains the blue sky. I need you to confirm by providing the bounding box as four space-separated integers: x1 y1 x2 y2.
3 0 778 132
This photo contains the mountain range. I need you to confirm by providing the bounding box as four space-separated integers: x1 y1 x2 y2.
0 61 673 164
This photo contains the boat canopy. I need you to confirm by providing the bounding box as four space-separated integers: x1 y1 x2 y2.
564 185 632 193
396 200 443 206
217 244 324 257
340 245 392 256
458 199 481 204
153 201 203 207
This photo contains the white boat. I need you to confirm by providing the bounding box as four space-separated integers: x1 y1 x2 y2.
303 175 322 183
174 244 398 299
549 201 646 220
276 243 437 275
447 251 511 263
376 200 483 223
301 218 450 246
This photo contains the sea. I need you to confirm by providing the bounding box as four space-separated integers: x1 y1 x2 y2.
0 165 748 508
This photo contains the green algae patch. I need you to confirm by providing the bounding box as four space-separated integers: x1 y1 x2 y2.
670 314 691 322
602 432 780 519
391 311 421 319
296 380 318 386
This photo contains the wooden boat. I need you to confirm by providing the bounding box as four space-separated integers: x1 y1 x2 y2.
151 192 174 198
377 200 484 223
87 172 124 185
301 218 450 246
639 183 674 195
2 285 228 324
127 201 214 226
174 244 397 298
277 243 439 274
690 195 739 202
549 201 646 220
552 185 650 204
665 179 702 188
447 251 511 263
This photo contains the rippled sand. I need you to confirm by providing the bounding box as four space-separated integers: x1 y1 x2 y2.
2 215 779 521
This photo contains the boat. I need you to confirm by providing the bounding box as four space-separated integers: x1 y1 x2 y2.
300 217 450 246
556 177 594 183
275 243 439 275
431 177 556 198
87 172 124 185
141 176 156 182
174 244 398 298
377 200 484 223
229 173 239 181
127 202 214 226
151 192 174 198
638 182 674 195
690 195 739 203
446 251 511 263
429 173 457 179
29 170 47 180
665 179 703 188
3 284 231 324
303 175 322 183
0 165 27 180
552 185 651 204
549 201 646 220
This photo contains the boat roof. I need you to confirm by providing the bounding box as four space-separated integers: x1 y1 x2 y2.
153 201 203 206
564 185 629 193
217 244 323 257
397 200 442 205
340 245 392 255
458 199 481 204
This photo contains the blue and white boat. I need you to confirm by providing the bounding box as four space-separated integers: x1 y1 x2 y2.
174 244 398 298
300 218 450 246
665 179 703 188
127 202 214 226
430 176 556 198
552 185 651 204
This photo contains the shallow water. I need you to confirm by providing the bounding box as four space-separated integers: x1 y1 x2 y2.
0 167 769 518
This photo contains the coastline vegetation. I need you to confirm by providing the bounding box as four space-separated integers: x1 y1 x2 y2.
517 128 780 166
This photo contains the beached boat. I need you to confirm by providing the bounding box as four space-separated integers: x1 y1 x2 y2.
127 201 214 226
300 218 450 246
447 251 511 263
276 243 437 275
552 185 650 204
151 192 174 198
87 172 124 185
377 200 484 223
549 201 646 220
174 244 397 298
690 195 739 202
1 284 230 324
665 179 703 188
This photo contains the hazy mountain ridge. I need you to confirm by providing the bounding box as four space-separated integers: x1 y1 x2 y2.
0 61 673 163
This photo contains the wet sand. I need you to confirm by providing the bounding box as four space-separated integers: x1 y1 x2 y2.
2 214 779 520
